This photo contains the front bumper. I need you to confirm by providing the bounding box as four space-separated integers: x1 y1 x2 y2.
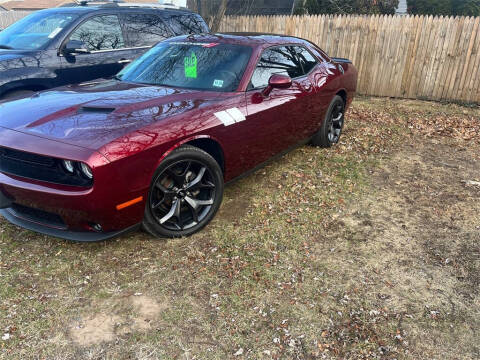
0 182 140 241
0 128 149 241
0 167 145 235
0 207 140 242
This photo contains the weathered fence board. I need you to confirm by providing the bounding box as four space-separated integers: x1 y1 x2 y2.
220 14 480 103
0 11 31 29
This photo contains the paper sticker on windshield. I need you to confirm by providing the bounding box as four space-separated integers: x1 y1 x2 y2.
48 27 63 39
213 79 224 88
184 52 197 79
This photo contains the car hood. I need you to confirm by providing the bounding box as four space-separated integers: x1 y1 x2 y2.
0 50 25 61
0 80 223 151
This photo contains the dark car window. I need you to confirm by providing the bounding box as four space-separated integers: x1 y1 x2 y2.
307 43 329 62
293 46 318 74
249 46 304 89
0 11 78 50
69 15 125 51
122 13 172 47
163 14 209 35
118 42 252 92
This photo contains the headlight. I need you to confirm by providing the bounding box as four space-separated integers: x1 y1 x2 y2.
61 159 93 183
62 160 74 173
80 162 93 179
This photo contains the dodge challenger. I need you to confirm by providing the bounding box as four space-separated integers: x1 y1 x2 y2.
0 33 357 241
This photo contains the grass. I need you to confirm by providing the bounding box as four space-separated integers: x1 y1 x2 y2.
0 96 479 359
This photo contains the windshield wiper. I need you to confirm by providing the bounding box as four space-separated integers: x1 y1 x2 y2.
0 45 14 50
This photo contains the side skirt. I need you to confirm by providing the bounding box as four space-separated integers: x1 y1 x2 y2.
225 137 312 186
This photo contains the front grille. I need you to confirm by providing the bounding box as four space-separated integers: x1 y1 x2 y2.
0 147 93 187
1 147 55 167
10 203 66 230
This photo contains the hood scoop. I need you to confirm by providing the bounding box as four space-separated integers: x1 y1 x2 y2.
79 106 116 114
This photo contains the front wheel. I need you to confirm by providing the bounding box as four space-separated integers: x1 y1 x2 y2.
142 145 224 238
311 95 345 148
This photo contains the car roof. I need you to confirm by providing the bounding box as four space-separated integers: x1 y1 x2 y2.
167 33 309 48
38 5 194 16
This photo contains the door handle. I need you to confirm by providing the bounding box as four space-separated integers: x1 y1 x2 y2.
118 59 132 64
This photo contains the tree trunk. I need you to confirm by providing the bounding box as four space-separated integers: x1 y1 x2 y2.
196 0 202 15
209 0 228 33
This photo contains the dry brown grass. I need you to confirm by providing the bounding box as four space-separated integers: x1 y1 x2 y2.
0 97 479 359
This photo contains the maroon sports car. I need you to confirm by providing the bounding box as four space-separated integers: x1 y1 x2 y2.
0 33 357 241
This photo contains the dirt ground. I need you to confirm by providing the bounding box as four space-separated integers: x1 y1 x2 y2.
324 140 480 359
0 97 479 359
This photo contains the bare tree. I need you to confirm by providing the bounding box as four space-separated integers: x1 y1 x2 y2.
209 0 227 32
187 0 260 33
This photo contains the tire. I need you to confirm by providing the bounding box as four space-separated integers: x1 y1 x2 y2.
311 95 346 148
142 145 224 238
2 89 36 101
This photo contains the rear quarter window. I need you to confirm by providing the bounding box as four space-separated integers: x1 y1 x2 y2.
163 13 209 35
293 46 318 74
307 42 330 62
122 13 172 47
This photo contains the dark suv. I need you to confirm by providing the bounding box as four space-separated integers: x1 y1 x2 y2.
0 3 209 100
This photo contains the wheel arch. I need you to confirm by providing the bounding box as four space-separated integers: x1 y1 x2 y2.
185 138 225 174
157 135 225 176
336 89 347 104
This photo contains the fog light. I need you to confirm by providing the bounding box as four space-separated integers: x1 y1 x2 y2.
92 223 102 232
80 162 93 179
63 160 74 173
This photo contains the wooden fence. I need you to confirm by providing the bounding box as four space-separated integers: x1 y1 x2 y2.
220 15 480 103
0 11 31 29
1 12 479 103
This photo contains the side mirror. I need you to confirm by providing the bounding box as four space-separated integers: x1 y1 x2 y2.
63 40 90 55
261 74 292 97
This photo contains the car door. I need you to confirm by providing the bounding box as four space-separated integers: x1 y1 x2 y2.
291 45 326 138
120 12 173 60
243 45 312 166
57 14 137 85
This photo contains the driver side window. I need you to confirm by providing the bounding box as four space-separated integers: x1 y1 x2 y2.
249 46 304 89
69 15 125 52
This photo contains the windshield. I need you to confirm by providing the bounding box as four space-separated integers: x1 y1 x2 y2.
117 42 252 92
0 12 78 50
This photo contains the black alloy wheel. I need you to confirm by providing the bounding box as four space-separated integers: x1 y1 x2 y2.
143 146 223 238
311 95 346 148
327 101 344 144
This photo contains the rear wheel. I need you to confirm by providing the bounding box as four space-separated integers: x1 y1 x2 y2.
311 95 345 148
142 145 224 238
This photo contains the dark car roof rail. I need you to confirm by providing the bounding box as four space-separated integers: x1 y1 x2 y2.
61 0 124 7
62 0 186 10
117 3 187 10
